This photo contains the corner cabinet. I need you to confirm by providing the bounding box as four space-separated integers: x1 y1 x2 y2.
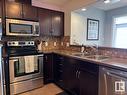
5 0 38 21
39 8 64 37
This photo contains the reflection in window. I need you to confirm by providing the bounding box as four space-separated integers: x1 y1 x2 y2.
113 16 127 48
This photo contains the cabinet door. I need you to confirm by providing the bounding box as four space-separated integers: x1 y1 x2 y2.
0 0 2 17
63 57 80 95
16 0 31 5
6 1 22 19
79 69 98 95
53 54 65 87
23 4 38 21
43 54 54 84
52 11 64 36
39 8 52 36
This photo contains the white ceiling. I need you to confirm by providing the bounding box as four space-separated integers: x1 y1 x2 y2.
37 0 72 6
93 0 127 11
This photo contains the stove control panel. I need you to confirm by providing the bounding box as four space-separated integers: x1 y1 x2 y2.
7 41 35 46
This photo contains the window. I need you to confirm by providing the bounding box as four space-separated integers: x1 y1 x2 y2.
113 16 127 48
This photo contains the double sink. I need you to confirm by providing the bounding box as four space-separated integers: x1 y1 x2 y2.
71 53 110 61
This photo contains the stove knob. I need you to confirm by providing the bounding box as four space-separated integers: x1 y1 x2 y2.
8 42 11 45
31 42 33 45
12 42 15 45
28 42 30 45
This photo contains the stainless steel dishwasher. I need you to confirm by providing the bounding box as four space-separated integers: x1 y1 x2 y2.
99 66 127 95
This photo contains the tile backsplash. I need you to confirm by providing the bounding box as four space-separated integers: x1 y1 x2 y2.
3 36 127 58
42 36 127 59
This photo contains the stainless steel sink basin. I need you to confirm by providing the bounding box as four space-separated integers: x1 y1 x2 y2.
86 55 110 60
71 53 90 57
72 53 110 61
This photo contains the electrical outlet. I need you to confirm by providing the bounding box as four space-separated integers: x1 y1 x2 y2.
45 42 48 46
66 42 70 47
54 42 57 46
61 42 63 46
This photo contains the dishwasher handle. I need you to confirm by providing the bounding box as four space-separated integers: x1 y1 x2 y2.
102 67 127 79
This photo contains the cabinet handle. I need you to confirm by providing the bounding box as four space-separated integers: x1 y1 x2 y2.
60 57 64 60
45 56 48 61
78 71 80 79
20 11 22 17
22 12 25 17
59 80 63 82
76 71 78 78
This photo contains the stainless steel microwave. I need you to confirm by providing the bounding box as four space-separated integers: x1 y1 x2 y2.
6 19 40 36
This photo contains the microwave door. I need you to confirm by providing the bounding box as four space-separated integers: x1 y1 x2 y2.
6 19 40 36
9 23 33 35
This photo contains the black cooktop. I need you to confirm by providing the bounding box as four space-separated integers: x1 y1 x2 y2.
7 46 43 57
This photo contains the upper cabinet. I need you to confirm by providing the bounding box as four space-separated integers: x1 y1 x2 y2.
22 4 38 21
6 2 22 19
52 11 64 36
5 0 38 21
39 8 52 36
0 0 2 17
39 8 64 37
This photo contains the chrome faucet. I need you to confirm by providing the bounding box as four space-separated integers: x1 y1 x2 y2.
86 44 99 55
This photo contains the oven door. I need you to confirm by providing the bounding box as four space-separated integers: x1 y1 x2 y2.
9 55 43 83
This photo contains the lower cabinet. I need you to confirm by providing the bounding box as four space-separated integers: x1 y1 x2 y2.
79 69 98 95
46 53 99 95
43 53 54 84
53 54 63 86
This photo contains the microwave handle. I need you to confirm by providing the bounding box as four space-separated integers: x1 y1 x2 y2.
33 25 36 32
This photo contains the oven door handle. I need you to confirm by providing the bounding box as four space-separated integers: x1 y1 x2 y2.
12 59 19 62
37 55 43 57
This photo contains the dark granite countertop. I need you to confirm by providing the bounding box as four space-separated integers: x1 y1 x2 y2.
42 50 127 71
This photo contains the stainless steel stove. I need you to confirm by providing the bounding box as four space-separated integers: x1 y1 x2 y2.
7 41 44 95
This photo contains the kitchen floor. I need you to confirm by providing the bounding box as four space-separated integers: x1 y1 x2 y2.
18 83 63 95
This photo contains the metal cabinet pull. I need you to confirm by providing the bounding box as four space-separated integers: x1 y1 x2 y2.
76 71 78 78
45 56 48 61
78 71 80 79
104 74 108 95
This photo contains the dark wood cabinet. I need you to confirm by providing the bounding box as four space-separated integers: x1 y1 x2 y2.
6 0 38 21
39 8 64 36
0 0 2 17
79 70 98 95
51 11 64 36
44 53 99 95
39 9 52 36
22 4 38 21
6 2 22 19
53 54 65 87
53 54 99 95
79 62 99 95
43 54 54 84
63 56 80 95
15 0 31 5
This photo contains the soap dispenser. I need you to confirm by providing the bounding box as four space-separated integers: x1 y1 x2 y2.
81 44 84 53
